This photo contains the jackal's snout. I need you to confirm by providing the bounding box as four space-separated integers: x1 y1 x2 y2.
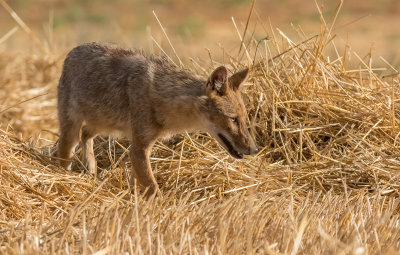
216 131 257 159
237 129 258 156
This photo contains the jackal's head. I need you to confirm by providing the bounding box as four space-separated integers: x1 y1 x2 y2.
202 66 258 159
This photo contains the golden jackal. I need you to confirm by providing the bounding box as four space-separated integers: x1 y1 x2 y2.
57 42 257 195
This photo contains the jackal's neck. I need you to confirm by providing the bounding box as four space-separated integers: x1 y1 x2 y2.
154 76 209 133
167 77 208 113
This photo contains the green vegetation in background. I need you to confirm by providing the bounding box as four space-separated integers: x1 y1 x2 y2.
86 13 108 24
151 0 250 4
176 15 204 37
15 0 29 8
221 0 251 5
53 4 109 29
133 17 150 32
215 0 251 8
385 32 400 42
80 0 111 2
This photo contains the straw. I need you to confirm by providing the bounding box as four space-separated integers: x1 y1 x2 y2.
1 2 400 254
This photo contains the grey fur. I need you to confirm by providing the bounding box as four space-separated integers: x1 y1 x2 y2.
57 42 257 196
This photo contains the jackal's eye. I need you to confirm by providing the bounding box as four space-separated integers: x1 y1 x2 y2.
231 117 239 126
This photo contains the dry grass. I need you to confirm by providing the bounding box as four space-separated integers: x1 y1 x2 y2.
1 2 400 254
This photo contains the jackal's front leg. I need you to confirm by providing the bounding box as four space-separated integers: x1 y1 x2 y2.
129 147 160 196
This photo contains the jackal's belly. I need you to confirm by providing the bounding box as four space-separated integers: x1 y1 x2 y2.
70 99 132 138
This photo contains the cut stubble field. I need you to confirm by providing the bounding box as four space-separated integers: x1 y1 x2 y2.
1 1 400 254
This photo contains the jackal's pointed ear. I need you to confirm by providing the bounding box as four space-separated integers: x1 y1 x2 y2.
207 66 228 94
229 68 249 91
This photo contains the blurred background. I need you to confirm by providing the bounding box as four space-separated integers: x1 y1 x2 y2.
0 0 399 67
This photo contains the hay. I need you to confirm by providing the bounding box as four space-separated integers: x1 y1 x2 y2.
1 4 400 254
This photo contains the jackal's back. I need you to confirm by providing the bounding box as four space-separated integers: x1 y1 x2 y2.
58 42 170 134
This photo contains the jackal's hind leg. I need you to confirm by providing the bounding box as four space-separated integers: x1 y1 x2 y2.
58 118 82 170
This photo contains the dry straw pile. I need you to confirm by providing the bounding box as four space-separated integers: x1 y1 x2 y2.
1 2 400 254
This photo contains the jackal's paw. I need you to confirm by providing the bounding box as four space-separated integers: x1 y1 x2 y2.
59 159 72 171
144 185 162 198
83 158 97 175
129 183 162 198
